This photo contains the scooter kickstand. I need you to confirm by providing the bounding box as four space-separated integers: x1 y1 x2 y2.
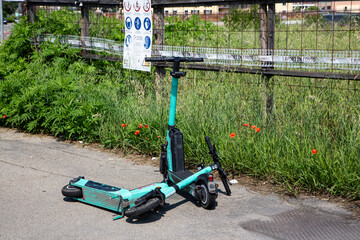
111 195 125 220
113 214 124 220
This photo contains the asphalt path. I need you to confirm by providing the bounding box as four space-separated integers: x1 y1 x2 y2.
0 127 359 240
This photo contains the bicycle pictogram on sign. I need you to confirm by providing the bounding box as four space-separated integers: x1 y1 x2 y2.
143 0 150 12
134 1 141 12
134 17 141 30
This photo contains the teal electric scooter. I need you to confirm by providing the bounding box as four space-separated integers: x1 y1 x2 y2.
61 57 231 220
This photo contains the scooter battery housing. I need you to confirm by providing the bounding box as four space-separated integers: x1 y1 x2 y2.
169 128 185 172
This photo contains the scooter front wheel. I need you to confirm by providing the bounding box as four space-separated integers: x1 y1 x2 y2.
61 184 83 198
198 183 216 209
125 198 161 218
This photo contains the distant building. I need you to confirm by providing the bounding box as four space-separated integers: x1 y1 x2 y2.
331 1 360 11
164 4 251 16
276 1 360 13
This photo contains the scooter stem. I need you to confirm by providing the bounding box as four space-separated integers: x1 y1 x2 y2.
166 76 179 171
168 76 179 127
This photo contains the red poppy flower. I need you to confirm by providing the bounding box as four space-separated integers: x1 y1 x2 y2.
146 137 148 140
135 130 140 135
121 123 126 127
312 149 317 154
145 125 149 128
251 126 256 129
3 115 6 119
256 128 261 132
139 123 143 128
244 123 249 127
230 133 236 138
157 136 161 138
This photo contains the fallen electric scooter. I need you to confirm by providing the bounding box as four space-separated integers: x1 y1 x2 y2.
61 57 231 220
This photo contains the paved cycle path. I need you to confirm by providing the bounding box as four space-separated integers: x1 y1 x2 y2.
1 127 359 240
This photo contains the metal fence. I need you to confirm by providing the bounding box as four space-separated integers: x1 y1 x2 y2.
24 0 360 130
27 1 360 79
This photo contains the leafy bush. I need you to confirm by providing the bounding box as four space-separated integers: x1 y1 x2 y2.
305 14 325 26
165 14 218 46
6 15 16 23
3 2 18 16
222 5 260 30
308 6 319 11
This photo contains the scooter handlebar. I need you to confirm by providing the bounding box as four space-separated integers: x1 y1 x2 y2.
145 57 204 63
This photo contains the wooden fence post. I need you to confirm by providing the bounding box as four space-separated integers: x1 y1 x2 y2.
267 3 275 64
260 4 269 124
81 5 90 54
260 3 275 126
153 6 166 100
266 3 275 119
259 4 267 51
27 3 35 23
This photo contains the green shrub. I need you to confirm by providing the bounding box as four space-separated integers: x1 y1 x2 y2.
222 5 260 30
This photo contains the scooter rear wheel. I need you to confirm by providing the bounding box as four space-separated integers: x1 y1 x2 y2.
198 183 216 209
61 184 83 198
125 198 161 218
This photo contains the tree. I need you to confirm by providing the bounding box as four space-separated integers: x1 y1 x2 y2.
3 2 18 17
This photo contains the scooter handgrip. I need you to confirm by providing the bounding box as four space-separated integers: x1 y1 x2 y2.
145 57 174 62
186 57 204 62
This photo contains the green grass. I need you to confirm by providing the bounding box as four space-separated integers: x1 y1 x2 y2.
0 11 359 199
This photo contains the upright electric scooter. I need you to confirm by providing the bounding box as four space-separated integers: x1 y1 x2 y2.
150 57 231 209
61 57 231 219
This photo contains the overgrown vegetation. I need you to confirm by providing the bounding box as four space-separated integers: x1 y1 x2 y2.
3 2 18 18
0 10 359 200
222 5 260 30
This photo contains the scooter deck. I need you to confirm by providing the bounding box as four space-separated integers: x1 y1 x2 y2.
169 170 197 196
71 178 127 213
70 178 168 214
170 169 194 181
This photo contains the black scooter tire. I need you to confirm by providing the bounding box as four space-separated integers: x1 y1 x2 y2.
198 183 216 209
61 184 83 198
125 198 161 218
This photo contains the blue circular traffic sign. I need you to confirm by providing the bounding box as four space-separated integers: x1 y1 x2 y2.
125 17 132 30
125 35 132 47
144 17 151 31
134 17 141 30
144 36 151 49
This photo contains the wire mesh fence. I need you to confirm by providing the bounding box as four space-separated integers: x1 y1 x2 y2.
33 2 360 74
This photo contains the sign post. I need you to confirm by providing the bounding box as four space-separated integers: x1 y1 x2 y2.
1 0 4 42
123 0 152 72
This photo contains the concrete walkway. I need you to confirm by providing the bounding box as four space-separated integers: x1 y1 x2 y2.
0 127 359 240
